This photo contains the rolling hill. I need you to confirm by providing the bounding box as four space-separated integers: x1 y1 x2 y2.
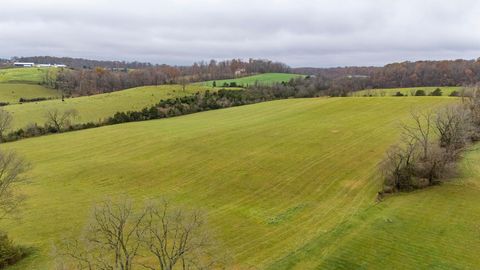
4 84 215 130
0 67 51 83
198 73 305 87
269 144 480 269
353 86 461 97
1 97 459 269
0 83 60 104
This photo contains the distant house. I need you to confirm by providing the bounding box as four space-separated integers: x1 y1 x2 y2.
346 75 369 79
234 68 246 77
13 62 35 67
12 62 67 68
36 64 67 68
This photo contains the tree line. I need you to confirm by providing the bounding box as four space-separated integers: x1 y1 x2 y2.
51 59 290 96
34 57 480 98
295 59 480 91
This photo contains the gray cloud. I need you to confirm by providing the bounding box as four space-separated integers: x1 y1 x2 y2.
1 0 480 67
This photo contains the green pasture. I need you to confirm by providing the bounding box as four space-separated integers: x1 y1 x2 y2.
4 84 214 130
1 97 461 269
353 86 461 97
0 68 51 83
198 73 305 87
0 83 60 104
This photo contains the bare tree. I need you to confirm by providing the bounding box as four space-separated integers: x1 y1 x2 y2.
401 110 434 160
415 143 453 185
0 150 29 219
45 108 79 132
139 200 217 270
56 199 221 270
61 199 147 270
0 110 12 142
434 105 472 156
379 140 417 192
464 86 480 140
177 77 189 93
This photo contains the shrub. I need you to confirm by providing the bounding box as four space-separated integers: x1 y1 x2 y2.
450 90 460 97
19 97 51 103
0 232 28 268
415 90 426 96
430 88 442 96
394 91 404 97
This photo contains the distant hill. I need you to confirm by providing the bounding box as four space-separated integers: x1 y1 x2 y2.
0 67 50 84
0 83 60 104
198 73 305 87
14 56 153 69
4 84 215 130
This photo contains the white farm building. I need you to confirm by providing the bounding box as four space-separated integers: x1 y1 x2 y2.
13 62 35 67
13 62 67 68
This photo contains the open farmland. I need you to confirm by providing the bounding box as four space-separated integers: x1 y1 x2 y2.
198 73 305 87
269 144 480 269
4 84 214 130
0 67 51 83
2 97 457 269
0 83 60 104
352 86 461 97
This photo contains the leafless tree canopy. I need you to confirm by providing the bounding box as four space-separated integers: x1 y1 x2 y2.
45 108 79 132
140 201 215 270
0 110 13 141
401 110 434 160
0 150 29 219
56 199 224 270
380 141 417 192
435 105 472 155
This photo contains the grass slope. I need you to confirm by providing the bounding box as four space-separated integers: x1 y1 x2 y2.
269 145 480 270
1 97 454 269
4 84 213 130
0 83 60 104
198 73 304 87
353 86 460 97
0 68 51 83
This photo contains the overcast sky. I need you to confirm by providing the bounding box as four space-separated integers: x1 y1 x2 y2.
1 0 479 67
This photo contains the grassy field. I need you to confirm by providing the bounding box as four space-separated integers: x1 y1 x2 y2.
4 84 214 130
0 83 60 104
1 97 458 269
269 144 480 270
0 68 51 83
198 73 305 87
352 86 461 97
